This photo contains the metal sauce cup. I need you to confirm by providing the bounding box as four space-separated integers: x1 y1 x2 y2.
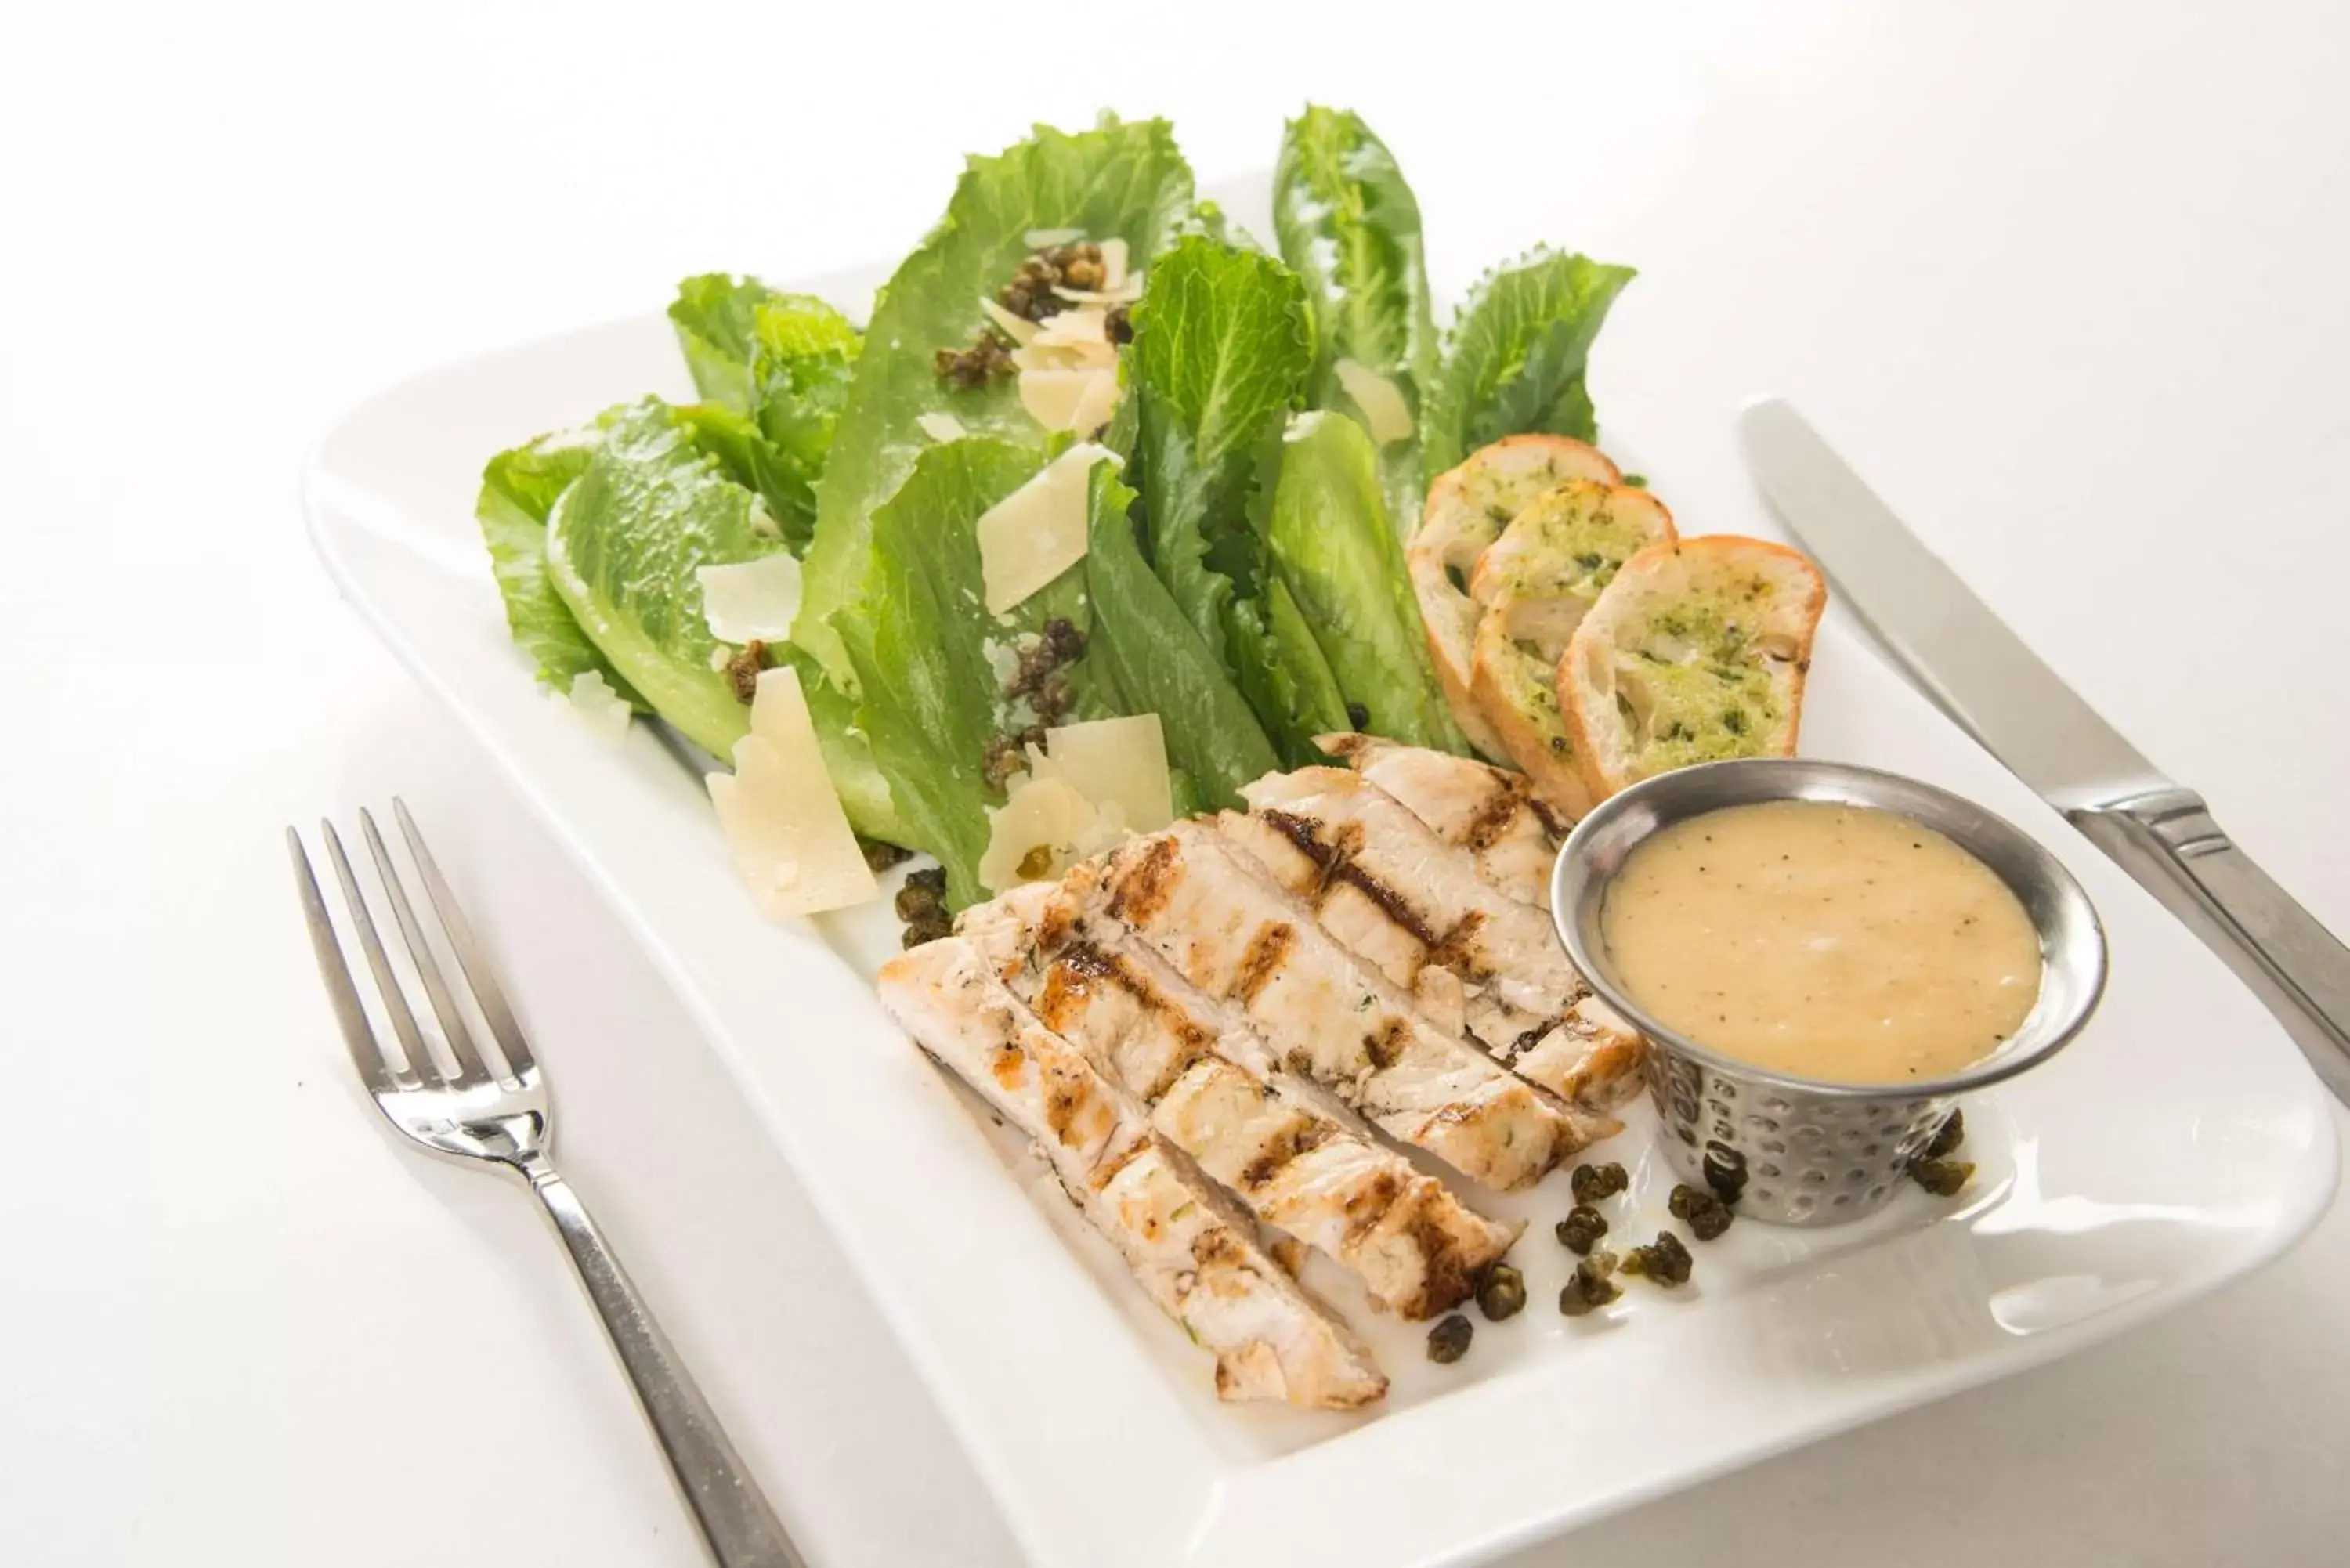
1551 759 2108 1226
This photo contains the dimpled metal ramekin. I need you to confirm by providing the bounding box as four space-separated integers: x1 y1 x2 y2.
1552 758 2108 1227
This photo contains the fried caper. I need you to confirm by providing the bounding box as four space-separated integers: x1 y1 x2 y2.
1559 1253 1622 1317
1922 1108 1965 1160
1621 1231 1694 1288
1475 1262 1527 1321
1569 1161 1629 1205
859 837 913 873
1426 1313 1473 1364
1555 1205 1609 1255
1909 1158 1975 1197
1667 1183 1735 1241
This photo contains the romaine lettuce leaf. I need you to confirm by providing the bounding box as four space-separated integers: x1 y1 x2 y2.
836 439 1092 907
668 277 859 549
1268 411 1466 751
1274 109 1436 428
1422 248 1636 480
544 399 788 761
794 116 1196 685
1122 235 1343 758
477 425 644 705
1082 464 1282 807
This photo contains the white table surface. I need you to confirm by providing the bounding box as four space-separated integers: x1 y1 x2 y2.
7 2 2349 1562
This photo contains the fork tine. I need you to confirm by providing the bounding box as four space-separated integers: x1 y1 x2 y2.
393 799 535 1080
360 807 494 1087
321 819 437 1085
287 828 398 1096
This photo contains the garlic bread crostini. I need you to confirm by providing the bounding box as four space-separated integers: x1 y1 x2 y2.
1466 480 1675 818
1558 536 1828 802
1408 435 1620 758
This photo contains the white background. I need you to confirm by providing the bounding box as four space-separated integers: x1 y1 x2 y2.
6 2 2349 1562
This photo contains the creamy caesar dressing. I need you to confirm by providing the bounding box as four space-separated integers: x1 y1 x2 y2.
1600 800 2042 1084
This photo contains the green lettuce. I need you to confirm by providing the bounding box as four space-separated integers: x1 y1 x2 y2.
835 439 1095 907
543 399 789 761
1267 412 1466 751
1274 108 1436 435
1123 235 1344 761
1422 248 1636 480
794 116 1196 684
1082 464 1281 809
477 424 643 705
668 277 859 549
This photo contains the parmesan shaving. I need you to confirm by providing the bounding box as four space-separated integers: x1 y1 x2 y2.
696 553 803 643
1067 368 1120 434
1051 283 1144 307
1023 227 1086 249
1036 715 1173 833
1034 306 1109 348
916 410 969 443
706 667 879 919
978 296 1038 345
974 443 1115 612
566 671 632 739
1333 359 1415 445
1099 238 1129 291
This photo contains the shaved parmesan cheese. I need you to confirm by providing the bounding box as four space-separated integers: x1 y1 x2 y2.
707 667 879 919
1068 370 1120 434
696 553 802 643
1035 307 1109 349
978 774 1096 892
1018 367 1108 432
1099 238 1129 291
1036 715 1173 833
978 296 1037 345
1334 359 1415 445
974 443 1115 612
1023 227 1085 249
566 671 631 739
916 411 969 443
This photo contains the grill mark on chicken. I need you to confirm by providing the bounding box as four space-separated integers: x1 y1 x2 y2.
1463 776 1538 851
1106 835 1180 925
1235 923 1296 1003
1259 807 1442 949
1238 1115 1333 1191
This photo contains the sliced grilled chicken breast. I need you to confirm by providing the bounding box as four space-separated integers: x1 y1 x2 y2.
1082 823 1574 1191
960 883 1520 1318
1314 734 1564 907
1232 768 1643 1120
878 937 1387 1410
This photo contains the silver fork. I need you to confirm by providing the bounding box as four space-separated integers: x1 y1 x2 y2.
288 802 805 1568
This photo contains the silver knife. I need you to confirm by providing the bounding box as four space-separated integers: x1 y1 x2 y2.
1741 397 2350 1105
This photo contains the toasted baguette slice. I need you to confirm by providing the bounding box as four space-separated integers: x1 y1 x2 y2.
1408 435 1618 758
1558 536 1828 801
1466 481 1676 818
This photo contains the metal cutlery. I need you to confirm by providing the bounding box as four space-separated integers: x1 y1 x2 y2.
288 802 806 1568
1741 399 2350 1104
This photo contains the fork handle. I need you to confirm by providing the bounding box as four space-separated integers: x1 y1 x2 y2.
525 1158 808 1568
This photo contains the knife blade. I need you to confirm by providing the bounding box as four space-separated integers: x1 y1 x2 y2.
1741 397 2350 1104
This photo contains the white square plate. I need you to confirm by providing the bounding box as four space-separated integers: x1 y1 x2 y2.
304 182 2337 1568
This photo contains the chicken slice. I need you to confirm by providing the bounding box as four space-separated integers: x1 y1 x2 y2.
1314 734 1564 908
961 883 1520 1318
1231 767 1644 1120
878 937 1387 1411
1082 822 1575 1191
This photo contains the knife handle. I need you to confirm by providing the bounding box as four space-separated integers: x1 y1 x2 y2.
2069 788 2350 1106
